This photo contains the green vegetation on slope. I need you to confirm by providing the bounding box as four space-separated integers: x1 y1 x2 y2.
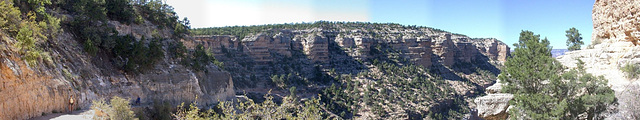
91 96 137 120
174 92 323 120
112 35 164 73
500 30 615 119
1 0 60 66
191 21 465 39
1 0 208 72
320 60 468 119
621 63 640 79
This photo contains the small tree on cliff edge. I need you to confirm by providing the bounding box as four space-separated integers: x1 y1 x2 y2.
566 27 584 51
500 30 615 119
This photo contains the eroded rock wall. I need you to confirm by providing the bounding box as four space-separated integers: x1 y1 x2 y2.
0 21 235 119
592 0 640 45
193 30 508 68
556 0 640 119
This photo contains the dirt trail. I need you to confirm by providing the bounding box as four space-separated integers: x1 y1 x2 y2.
28 109 94 120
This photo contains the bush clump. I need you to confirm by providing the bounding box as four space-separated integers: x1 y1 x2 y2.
621 63 640 79
91 96 137 120
173 92 323 120
1 0 60 66
185 44 223 71
501 30 615 119
112 35 164 73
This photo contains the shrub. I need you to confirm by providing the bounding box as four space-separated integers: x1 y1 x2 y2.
91 99 110 120
173 17 190 38
84 39 98 56
151 100 173 120
189 44 223 71
169 41 187 59
173 92 325 119
0 1 24 35
109 96 137 120
112 35 164 73
91 97 138 120
139 0 179 29
105 0 134 24
620 83 640 119
621 63 640 79
70 0 107 22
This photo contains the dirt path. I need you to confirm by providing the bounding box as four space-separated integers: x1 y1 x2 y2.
28 109 94 120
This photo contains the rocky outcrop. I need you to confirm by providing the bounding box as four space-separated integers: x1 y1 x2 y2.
592 0 640 45
431 34 456 66
302 34 329 63
472 38 511 62
559 0 640 94
0 56 74 120
474 79 513 120
556 0 640 119
475 94 513 120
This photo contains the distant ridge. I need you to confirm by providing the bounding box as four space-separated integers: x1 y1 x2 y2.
551 49 569 58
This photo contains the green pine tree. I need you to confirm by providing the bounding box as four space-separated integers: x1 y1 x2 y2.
500 30 615 119
501 30 562 94
566 27 584 51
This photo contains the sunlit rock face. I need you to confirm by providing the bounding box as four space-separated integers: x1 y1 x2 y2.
592 0 640 46
474 79 513 120
193 30 509 68
555 0 640 119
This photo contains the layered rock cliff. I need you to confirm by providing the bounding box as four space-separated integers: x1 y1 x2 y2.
190 24 510 90
186 23 511 119
194 31 509 68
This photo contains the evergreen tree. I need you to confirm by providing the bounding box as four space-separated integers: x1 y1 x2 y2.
500 30 615 119
501 30 561 94
566 27 584 51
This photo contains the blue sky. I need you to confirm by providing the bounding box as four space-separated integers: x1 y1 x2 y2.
166 0 594 49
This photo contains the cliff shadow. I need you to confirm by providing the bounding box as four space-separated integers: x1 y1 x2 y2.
429 53 464 81
326 37 368 75
429 51 501 95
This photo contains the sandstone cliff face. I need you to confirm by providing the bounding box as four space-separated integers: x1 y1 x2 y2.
0 21 235 119
191 26 510 91
556 0 640 119
193 30 508 69
0 55 74 120
472 38 511 62
560 0 640 92
592 0 640 46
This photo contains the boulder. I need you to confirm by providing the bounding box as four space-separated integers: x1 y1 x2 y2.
474 93 513 120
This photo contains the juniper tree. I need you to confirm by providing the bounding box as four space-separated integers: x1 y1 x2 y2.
566 27 584 51
500 30 615 119
501 30 562 94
